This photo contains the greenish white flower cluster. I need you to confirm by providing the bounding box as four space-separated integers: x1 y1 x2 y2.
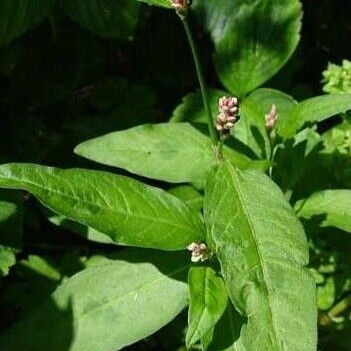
322 60 351 94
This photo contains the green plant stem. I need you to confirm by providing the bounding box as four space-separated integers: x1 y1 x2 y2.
180 15 218 145
319 293 351 326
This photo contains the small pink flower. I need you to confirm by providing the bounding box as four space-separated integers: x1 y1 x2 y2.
187 242 209 262
265 104 278 130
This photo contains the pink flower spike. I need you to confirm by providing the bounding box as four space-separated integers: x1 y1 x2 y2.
265 104 278 130
216 95 240 136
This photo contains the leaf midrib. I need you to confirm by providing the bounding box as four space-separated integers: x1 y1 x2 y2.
0 171 200 237
226 162 281 349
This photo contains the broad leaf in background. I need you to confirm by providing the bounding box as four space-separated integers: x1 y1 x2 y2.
0 0 55 46
0 163 205 250
0 190 23 249
0 250 189 351
237 88 297 158
46 211 115 245
0 190 24 277
204 161 317 351
61 0 140 40
278 94 351 139
136 0 171 8
272 127 321 193
203 0 302 96
186 266 228 349
170 89 226 124
75 123 263 186
295 190 351 233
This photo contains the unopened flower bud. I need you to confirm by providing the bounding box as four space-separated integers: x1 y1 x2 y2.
215 96 240 137
171 0 190 13
187 242 209 262
265 104 278 131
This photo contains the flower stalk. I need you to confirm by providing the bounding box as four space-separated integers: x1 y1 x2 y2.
175 6 218 145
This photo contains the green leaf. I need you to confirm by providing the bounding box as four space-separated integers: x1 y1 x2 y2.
136 0 172 8
206 302 244 351
317 276 335 311
168 185 203 212
0 245 16 277
48 185 203 244
278 94 351 139
212 0 302 96
0 190 24 249
0 249 189 351
75 123 262 186
186 266 228 349
61 0 140 40
20 255 62 282
0 0 55 46
0 163 205 250
170 89 226 124
192 0 244 42
295 190 351 233
204 161 317 351
272 127 322 193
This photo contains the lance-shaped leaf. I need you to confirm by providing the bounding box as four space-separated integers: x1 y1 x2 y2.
278 94 351 139
186 266 228 349
61 0 140 40
204 161 317 351
0 163 205 250
0 0 55 47
295 190 351 233
75 123 263 186
212 0 302 96
0 249 189 351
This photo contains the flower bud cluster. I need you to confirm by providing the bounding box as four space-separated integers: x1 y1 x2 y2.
171 0 190 12
187 242 209 262
215 96 239 136
265 104 278 131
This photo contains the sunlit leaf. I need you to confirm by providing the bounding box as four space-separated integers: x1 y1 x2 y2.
295 190 351 233
75 123 264 186
204 161 317 350
278 94 351 139
0 249 190 351
0 163 205 250
186 266 228 348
